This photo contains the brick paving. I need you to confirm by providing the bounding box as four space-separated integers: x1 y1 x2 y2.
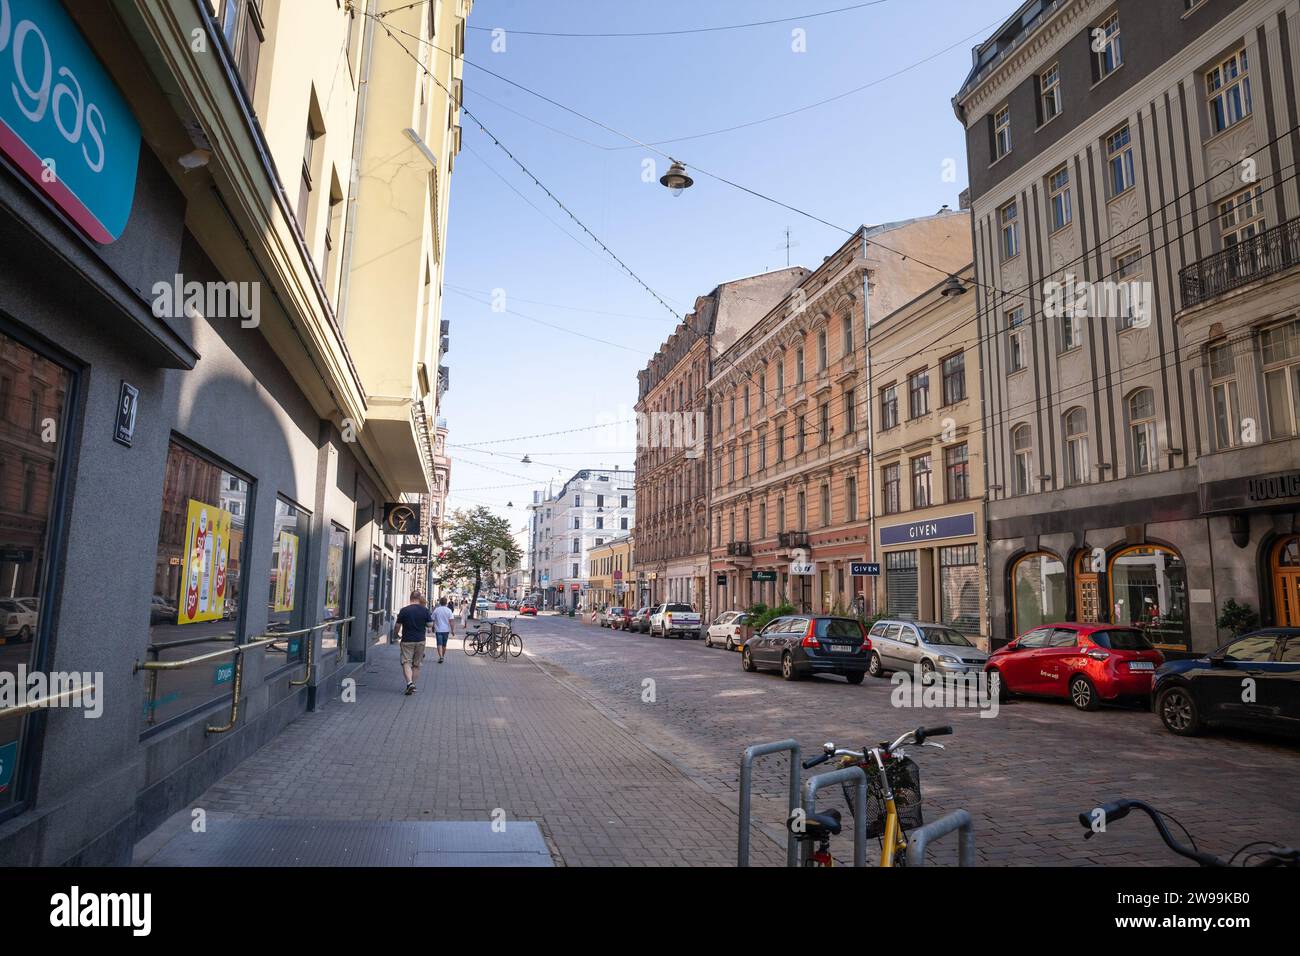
148 628 785 867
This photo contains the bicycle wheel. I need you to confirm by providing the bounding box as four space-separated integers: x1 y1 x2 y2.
508 633 523 657
488 636 505 659
463 632 480 656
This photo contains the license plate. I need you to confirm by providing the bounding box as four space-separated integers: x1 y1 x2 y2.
831 645 852 654
1128 661 1154 671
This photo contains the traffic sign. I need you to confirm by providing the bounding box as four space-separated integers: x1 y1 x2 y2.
851 562 881 576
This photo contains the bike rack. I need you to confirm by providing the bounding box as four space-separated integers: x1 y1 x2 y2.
802 767 869 868
905 809 976 866
738 739 801 868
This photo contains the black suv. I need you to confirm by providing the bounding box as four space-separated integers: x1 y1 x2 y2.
741 615 872 683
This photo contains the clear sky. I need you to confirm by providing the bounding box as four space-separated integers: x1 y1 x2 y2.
438 0 1013 528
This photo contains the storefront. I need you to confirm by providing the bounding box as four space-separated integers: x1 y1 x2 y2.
877 510 987 648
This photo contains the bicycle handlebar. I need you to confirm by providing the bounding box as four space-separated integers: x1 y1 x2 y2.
1079 799 1226 867
801 753 831 770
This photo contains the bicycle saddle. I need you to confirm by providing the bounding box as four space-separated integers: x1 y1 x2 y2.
790 808 842 836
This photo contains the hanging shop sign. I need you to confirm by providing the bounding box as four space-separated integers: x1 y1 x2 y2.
0 0 142 243
382 502 421 535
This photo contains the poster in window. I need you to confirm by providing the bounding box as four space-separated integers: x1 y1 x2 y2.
324 534 345 617
177 499 232 624
273 531 298 612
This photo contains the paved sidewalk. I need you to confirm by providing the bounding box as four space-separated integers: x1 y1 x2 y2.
136 637 786 866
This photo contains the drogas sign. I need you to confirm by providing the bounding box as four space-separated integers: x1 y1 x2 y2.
0 0 140 243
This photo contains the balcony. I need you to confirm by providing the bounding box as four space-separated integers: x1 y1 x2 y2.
777 531 809 550
726 541 751 557
1180 217 1300 309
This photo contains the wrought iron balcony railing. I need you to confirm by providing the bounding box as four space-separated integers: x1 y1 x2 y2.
727 541 751 557
777 531 809 549
1180 216 1300 308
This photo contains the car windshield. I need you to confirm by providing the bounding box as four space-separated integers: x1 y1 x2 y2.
666 604 694 612
922 627 974 647
1091 628 1152 650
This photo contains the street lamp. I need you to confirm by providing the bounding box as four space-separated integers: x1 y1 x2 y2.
940 275 969 297
520 454 532 465
659 160 694 196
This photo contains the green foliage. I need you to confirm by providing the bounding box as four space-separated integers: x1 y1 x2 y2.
441 506 522 613
751 602 795 631
1216 598 1259 638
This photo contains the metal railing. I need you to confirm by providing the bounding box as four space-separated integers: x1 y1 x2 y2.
906 808 976 866
135 616 354 734
1180 216 1300 308
738 739 802 867
802 766 870 867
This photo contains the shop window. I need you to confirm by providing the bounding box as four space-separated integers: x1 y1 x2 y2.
939 545 980 634
265 496 310 671
144 440 251 732
1108 546 1189 648
321 523 349 653
1010 551 1066 636
0 330 72 817
885 551 919 620
1270 536 1300 627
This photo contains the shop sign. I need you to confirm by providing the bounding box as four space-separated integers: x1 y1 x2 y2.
213 662 234 686
716 574 727 585
0 546 32 563
750 570 776 582
880 512 976 546
382 503 421 535
1248 472 1300 502
0 0 141 242
850 562 881 577
789 561 815 575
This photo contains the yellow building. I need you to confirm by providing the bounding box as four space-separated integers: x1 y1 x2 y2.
588 534 635 610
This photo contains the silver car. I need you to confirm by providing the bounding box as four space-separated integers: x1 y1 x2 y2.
866 619 988 681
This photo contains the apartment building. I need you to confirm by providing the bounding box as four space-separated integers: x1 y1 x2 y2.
0 0 471 864
635 268 807 619
527 469 635 610
871 266 988 647
588 534 635 611
708 213 973 618
953 0 1300 650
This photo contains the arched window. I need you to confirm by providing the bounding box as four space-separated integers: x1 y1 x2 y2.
817 329 828 371
1063 408 1089 486
1010 551 1066 636
1108 545 1189 647
842 313 854 356
1012 424 1033 495
1127 388 1157 475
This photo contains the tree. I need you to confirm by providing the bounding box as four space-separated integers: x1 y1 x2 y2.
441 507 521 619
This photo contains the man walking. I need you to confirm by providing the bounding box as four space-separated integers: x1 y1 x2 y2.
430 596 455 663
395 590 433 695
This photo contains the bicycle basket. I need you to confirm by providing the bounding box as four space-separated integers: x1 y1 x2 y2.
841 755 923 839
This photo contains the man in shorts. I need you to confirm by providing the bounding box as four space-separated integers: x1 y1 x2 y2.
395 590 433 694
430 596 455 663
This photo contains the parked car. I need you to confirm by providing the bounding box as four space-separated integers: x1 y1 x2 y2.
865 619 988 681
705 611 753 651
741 615 872 683
1152 628 1300 737
519 603 537 616
631 607 653 633
0 599 37 643
495 600 509 610
650 603 701 638
985 622 1165 711
612 608 638 631
600 607 633 629
149 594 179 625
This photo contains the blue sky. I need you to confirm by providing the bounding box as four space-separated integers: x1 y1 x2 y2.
439 0 1012 525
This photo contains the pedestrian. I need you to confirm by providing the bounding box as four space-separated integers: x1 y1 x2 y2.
430 596 455 663
395 590 433 695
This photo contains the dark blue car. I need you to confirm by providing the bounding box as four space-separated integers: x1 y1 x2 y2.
1152 628 1300 737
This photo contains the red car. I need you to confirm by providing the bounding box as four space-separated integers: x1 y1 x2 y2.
495 600 508 610
520 604 537 616
985 622 1165 711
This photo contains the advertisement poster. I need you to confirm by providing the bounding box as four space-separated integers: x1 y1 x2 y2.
177 500 231 624
324 537 344 617
273 531 298 612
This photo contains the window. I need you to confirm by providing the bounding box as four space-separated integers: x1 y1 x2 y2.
267 497 310 669
999 200 1020 259
573 517 581 529
1206 49 1251 134
219 0 265 97
819 404 829 444
1109 545 1190 648
846 474 858 521
1060 306 1082 350
882 463 901 515
1039 64 1062 123
993 105 1012 159
797 415 808 454
572 539 580 554
1007 308 1027 372
1219 185 1265 247
596 517 604 529
842 314 854 355
941 352 965 405
817 330 828 371
776 355 785 395
880 383 899 429
1093 12 1122 81
1262 319 1300 439
146 440 251 730
1048 165 1071 231
759 501 768 537
1064 408 1090 485
1209 342 1240 449
758 432 767 470
1114 248 1142 279
1012 424 1033 495
1106 125 1135 197
944 444 969 502
911 455 932 508
621 495 628 508
844 387 856 433
776 425 786 462
777 496 786 533
797 491 807 529
796 348 805 384
820 484 831 527
297 112 322 227
908 369 929 419
743 388 750 416
939 545 980 635
1011 552 1066 635
574 494 581 507
1127 388 1158 475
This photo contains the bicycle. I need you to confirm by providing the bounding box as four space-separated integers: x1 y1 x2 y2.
793 724 952 867
462 615 523 659
1078 799 1300 867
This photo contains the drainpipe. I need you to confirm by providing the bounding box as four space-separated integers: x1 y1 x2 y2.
336 0 379 330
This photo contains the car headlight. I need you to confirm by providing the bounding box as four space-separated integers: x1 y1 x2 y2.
939 655 959 664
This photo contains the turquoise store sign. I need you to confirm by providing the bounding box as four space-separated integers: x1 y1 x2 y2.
0 0 141 242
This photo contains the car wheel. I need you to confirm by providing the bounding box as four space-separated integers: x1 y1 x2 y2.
1157 685 1202 736
725 636 736 652
988 669 1009 702
845 671 865 685
781 652 798 681
1070 675 1099 712
868 652 885 678
741 647 757 673
920 658 936 685
704 633 713 648
18 625 31 643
